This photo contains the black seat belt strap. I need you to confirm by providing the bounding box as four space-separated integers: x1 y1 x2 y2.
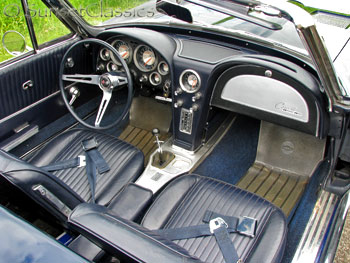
210 218 240 263
82 137 110 174
84 151 97 203
40 156 86 172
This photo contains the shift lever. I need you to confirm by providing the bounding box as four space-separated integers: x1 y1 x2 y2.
152 128 163 155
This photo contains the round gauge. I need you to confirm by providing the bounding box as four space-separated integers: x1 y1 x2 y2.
111 40 132 65
158 61 169 75
107 61 118 72
100 48 111 61
150 72 162 86
134 45 157 72
179 70 201 93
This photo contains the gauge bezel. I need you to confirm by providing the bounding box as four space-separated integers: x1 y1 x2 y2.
134 45 158 72
179 69 201 93
158 61 169 76
150 72 162 86
107 61 118 72
110 39 132 66
99 48 111 61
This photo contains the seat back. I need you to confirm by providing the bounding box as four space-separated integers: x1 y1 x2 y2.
0 150 83 221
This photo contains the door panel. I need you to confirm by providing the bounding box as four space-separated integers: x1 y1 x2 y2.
0 37 81 141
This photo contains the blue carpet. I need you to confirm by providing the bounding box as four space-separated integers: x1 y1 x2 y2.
194 115 260 185
281 161 329 263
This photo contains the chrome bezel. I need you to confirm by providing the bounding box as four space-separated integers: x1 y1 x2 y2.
179 69 201 93
133 45 158 72
110 39 132 66
99 48 110 61
106 61 118 72
158 61 169 75
150 72 162 86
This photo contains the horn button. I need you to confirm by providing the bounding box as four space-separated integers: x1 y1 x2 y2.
100 74 113 91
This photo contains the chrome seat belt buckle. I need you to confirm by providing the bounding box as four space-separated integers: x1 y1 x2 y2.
237 216 257 238
209 217 228 234
78 155 86 168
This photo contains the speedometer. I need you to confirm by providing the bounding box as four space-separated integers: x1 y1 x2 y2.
111 40 132 65
134 45 157 72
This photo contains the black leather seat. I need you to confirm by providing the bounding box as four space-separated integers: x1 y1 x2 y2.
68 174 287 263
141 174 287 263
0 129 144 220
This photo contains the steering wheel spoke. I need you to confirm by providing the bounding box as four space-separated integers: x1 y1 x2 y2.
95 91 112 127
63 74 100 86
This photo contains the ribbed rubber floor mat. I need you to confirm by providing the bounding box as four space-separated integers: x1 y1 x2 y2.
119 125 171 165
237 163 308 217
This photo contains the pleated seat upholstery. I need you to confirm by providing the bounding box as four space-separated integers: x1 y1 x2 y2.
141 174 287 263
28 129 144 205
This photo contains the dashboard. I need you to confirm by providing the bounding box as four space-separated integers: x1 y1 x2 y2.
96 27 327 151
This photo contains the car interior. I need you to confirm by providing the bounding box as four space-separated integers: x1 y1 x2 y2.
0 3 336 262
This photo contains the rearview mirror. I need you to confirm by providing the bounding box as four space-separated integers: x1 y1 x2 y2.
2 31 29 56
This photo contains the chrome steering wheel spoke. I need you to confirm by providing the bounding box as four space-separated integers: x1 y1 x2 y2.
95 90 112 127
62 74 101 86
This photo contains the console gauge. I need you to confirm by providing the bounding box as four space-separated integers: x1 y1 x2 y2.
150 72 162 86
107 62 118 72
180 70 201 93
100 48 111 61
134 45 157 72
158 61 169 75
111 40 132 65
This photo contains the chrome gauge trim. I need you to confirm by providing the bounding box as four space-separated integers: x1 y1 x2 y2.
158 61 169 75
133 44 158 72
110 39 132 66
99 48 111 61
107 61 118 72
179 69 201 93
150 72 162 86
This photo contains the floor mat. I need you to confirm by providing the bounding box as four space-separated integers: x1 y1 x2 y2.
119 125 171 165
237 121 325 218
237 163 308 217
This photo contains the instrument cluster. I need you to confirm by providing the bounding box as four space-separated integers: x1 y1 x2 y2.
96 37 171 97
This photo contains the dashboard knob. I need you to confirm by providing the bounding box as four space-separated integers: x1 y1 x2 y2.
174 100 184 108
190 104 199 113
192 92 202 102
139 75 148 83
174 87 183 96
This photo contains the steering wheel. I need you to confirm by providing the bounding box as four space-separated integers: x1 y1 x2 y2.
59 38 133 130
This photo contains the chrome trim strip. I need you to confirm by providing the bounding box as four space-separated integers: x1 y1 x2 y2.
291 190 338 263
323 189 350 263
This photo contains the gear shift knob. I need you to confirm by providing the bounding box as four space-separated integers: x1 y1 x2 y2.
152 128 160 136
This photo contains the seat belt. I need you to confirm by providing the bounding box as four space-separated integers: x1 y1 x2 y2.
39 137 110 203
154 211 257 263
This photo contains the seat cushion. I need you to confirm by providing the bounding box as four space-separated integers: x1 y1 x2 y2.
142 174 287 263
29 129 144 206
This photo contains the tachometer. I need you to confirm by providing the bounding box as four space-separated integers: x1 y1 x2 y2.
180 70 201 93
111 40 132 65
134 45 157 72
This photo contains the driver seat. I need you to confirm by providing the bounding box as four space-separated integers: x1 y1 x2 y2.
0 129 144 221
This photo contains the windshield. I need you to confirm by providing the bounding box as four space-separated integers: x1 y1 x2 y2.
66 0 349 53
